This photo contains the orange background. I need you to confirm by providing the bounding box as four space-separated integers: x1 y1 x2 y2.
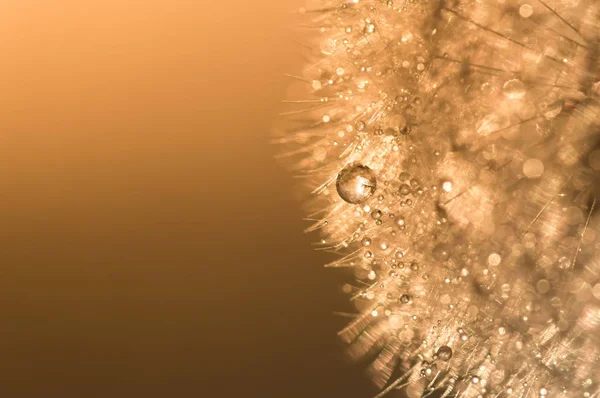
0 1 374 396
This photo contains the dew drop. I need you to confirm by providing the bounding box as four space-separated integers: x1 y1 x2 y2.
336 164 377 204
436 346 453 361
371 209 382 219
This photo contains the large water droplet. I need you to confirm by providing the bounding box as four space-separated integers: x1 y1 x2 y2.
336 164 377 204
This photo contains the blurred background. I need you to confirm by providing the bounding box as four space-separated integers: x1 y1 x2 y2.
0 1 374 396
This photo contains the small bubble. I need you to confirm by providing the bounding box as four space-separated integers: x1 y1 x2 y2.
399 184 411 195
488 253 501 266
396 217 406 228
361 237 372 246
537 279 551 294
519 4 533 18
400 294 410 303
371 209 382 219
433 244 451 261
523 159 544 178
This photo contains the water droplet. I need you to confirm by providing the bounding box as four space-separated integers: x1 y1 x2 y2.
503 79 526 100
387 114 407 134
336 164 377 204
488 253 501 266
519 4 533 18
537 279 551 294
399 184 411 195
436 346 453 361
399 172 411 181
523 159 544 178
396 217 406 229
433 244 451 261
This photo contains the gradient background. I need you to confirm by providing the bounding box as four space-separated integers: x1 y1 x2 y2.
0 1 375 396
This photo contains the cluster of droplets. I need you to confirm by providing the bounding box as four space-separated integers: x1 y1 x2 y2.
278 0 600 396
